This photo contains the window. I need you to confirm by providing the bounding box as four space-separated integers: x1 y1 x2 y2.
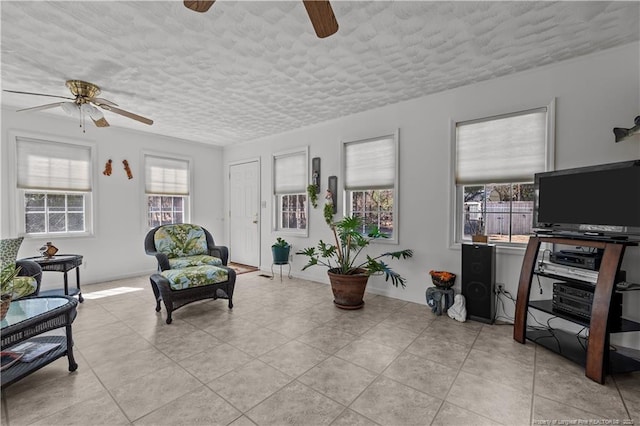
343 132 398 241
24 193 85 233
273 149 307 233
454 104 554 245
144 154 190 228
462 183 535 244
16 137 93 236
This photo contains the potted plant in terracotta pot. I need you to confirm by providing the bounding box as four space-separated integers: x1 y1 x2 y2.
297 207 413 309
271 237 291 265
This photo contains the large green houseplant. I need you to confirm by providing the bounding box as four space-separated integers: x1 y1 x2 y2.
297 207 413 309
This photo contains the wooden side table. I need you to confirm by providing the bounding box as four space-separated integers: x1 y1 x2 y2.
21 254 84 302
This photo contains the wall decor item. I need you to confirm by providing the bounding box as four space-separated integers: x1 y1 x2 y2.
103 159 112 176
306 157 321 208
123 160 133 179
613 115 640 142
312 157 321 190
327 175 337 214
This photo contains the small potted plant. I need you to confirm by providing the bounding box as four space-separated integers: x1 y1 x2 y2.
271 237 291 265
429 270 456 288
297 205 413 309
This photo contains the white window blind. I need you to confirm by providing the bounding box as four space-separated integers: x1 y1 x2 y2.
344 136 396 190
145 155 190 196
17 137 92 191
274 151 306 194
456 108 547 184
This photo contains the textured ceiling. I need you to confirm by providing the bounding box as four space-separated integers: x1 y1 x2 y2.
1 1 639 146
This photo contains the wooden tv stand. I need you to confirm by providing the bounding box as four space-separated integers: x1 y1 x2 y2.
513 235 640 384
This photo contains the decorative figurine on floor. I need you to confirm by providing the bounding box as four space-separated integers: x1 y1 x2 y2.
448 294 467 322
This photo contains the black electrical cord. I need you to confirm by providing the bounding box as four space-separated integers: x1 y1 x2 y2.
576 326 588 351
535 274 543 295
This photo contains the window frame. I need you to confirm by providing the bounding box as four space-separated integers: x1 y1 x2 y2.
146 194 189 229
459 182 537 245
22 191 89 235
9 132 96 238
272 147 309 236
143 151 192 229
451 100 556 248
342 130 400 244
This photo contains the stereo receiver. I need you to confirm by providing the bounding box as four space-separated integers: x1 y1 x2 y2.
549 249 602 271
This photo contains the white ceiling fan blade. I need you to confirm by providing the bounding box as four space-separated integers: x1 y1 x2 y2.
4 89 74 101
16 102 66 113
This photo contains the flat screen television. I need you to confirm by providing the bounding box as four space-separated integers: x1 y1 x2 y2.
533 159 640 239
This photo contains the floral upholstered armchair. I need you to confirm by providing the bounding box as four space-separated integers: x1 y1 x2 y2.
1 237 42 300
144 224 236 324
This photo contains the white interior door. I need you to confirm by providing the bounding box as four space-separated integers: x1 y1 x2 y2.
229 160 260 266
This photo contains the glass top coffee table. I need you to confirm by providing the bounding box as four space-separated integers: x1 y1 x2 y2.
1 296 78 388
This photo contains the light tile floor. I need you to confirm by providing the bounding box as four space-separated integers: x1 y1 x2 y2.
1 272 638 425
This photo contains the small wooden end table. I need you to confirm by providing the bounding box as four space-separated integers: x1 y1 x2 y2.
22 254 84 302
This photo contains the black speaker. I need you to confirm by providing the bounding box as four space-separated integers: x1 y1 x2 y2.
462 243 496 324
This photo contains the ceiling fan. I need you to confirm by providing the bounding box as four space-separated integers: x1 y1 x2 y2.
4 80 153 128
183 0 339 39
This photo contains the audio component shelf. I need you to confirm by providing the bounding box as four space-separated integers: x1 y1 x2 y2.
514 235 639 384
526 328 640 375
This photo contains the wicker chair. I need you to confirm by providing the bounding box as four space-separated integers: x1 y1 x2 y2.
144 224 236 324
1 237 42 299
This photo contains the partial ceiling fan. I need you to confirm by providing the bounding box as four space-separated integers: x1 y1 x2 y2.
183 0 339 39
4 80 153 128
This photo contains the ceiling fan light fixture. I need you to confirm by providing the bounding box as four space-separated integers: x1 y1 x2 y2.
61 101 80 117
66 80 100 98
81 103 104 120
6 80 153 127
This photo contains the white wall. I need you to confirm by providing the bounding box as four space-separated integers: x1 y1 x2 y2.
1 108 225 288
1 42 638 348
223 43 640 346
